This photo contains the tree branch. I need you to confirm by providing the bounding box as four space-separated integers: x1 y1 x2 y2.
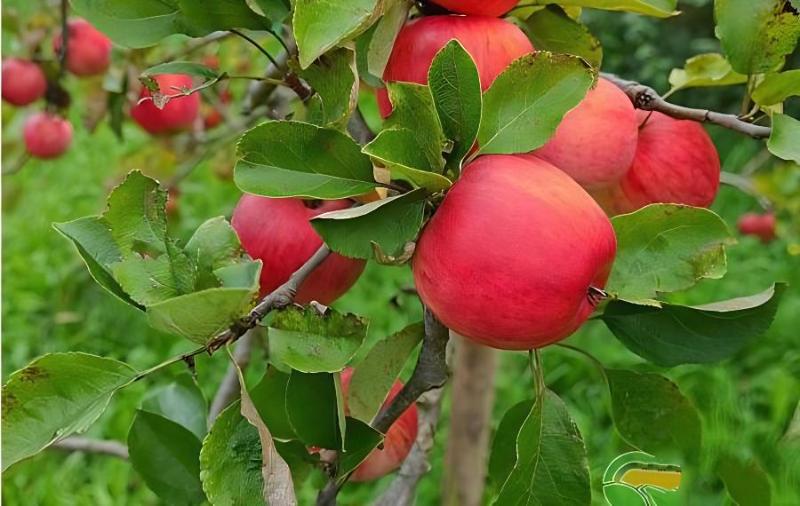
208 329 258 423
602 73 772 139
51 437 129 460
347 108 376 145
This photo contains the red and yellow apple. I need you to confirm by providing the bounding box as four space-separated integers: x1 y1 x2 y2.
378 15 533 117
413 154 616 350
2 58 47 106
737 212 776 243
534 78 638 190
428 0 519 16
53 18 112 76
23 112 73 159
231 195 365 304
130 74 201 135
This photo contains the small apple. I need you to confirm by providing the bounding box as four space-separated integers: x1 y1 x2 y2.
130 74 201 135
23 112 73 159
428 0 519 16
737 212 776 243
339 368 418 482
533 78 638 191
378 15 533 117
413 154 617 350
1 59 47 106
231 195 365 304
53 18 112 76
600 111 720 215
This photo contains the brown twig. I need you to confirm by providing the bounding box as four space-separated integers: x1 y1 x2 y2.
602 73 772 139
51 437 129 459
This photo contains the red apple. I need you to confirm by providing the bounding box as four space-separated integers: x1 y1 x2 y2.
601 111 720 215
428 0 519 16
23 112 73 159
413 154 616 350
339 368 418 482
377 15 533 117
2 59 47 106
53 18 112 76
737 212 776 243
130 74 201 135
534 78 638 190
231 195 366 304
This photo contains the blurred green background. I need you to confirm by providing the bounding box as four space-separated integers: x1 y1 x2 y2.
2 0 799 504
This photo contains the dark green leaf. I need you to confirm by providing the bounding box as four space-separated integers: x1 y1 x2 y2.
768 114 800 163
251 0 291 23
337 417 384 477
603 284 785 367
2 353 137 471
143 61 219 81
296 48 358 128
250 367 295 440
716 455 772 506
286 371 343 450
311 189 428 260
488 399 534 488
128 410 205 505
141 374 208 440
362 129 453 191
523 5 603 68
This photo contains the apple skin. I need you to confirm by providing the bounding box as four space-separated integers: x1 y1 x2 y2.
600 111 720 215
737 212 776 243
2 59 47 106
534 78 638 190
53 18 112 76
429 0 519 16
231 195 366 305
23 112 73 159
130 74 201 135
377 15 533 117
339 368 418 482
413 154 616 350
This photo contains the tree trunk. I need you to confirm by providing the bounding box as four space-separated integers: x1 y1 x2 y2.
442 334 497 506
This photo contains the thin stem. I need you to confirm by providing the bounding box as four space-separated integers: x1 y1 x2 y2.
125 345 208 386
533 349 545 399
230 29 281 69
227 75 286 86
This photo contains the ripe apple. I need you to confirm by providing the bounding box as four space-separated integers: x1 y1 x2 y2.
339 368 418 482
534 78 638 190
413 154 617 350
1 59 48 106
231 195 365 304
377 15 533 117
600 111 720 215
53 18 112 76
130 74 201 135
737 212 776 243
23 112 73 159
428 0 519 16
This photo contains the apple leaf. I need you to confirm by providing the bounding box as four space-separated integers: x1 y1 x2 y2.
768 114 800 163
249 0 291 22
478 51 595 155
234 121 377 199
141 374 208 440
522 5 603 69
544 0 678 17
249 368 296 441
667 53 747 93
286 371 345 450
366 0 410 78
606 369 701 460
488 399 534 490
2 353 137 471
268 306 368 373
336 417 384 478
142 61 219 81
362 129 453 192
716 455 773 506
752 70 800 106
606 204 735 303
602 284 785 367
311 189 428 260
296 47 358 128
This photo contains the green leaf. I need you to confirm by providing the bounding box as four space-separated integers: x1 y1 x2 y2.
293 0 380 69
523 5 603 68
185 216 248 286
200 401 264 505
176 0 270 36
383 82 447 173
286 371 344 450
488 399 534 489
752 70 800 106
141 374 208 440
347 322 424 423
715 0 800 74
128 410 205 506
366 0 410 79
667 53 747 93
362 129 453 192
311 189 428 260
250 0 291 23
234 121 377 199
602 284 785 367
607 204 734 303
716 455 773 506
477 51 595 155
250 368 296 441
768 114 800 163
143 61 219 81
296 48 358 128
537 0 677 17
2 353 137 471
428 40 482 174
493 390 591 505
269 306 368 373
606 369 701 460
337 417 384 478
